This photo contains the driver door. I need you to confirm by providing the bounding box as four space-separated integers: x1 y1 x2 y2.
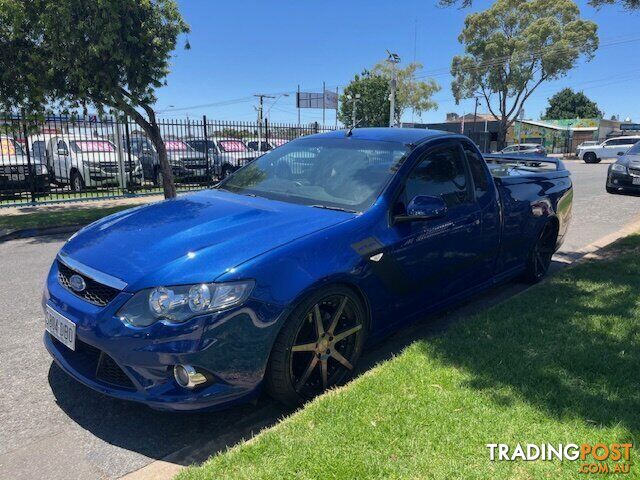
383 141 482 317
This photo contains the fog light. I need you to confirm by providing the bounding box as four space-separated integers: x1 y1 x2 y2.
173 364 207 389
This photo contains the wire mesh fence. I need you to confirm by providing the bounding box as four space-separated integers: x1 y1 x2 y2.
0 113 336 207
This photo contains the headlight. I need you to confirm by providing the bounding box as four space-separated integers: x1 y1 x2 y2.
611 164 627 174
117 280 254 327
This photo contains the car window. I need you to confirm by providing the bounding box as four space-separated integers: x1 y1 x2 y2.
57 140 68 154
627 142 640 154
462 143 490 199
404 144 471 208
32 141 46 158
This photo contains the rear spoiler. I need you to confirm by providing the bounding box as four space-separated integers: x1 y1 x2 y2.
483 154 565 171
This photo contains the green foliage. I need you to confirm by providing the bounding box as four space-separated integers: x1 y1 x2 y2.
0 0 188 114
440 0 639 11
338 71 391 127
338 62 440 127
543 88 602 120
0 0 189 198
451 0 598 146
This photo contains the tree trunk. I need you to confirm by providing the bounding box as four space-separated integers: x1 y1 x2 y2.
148 122 176 199
497 118 508 151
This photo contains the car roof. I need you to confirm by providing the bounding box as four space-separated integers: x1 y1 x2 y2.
304 127 448 145
608 136 640 141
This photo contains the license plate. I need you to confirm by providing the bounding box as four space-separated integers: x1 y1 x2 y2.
45 306 76 351
633 178 640 185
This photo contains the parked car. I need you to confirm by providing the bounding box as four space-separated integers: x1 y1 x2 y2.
606 141 640 194
129 136 192 185
245 138 274 153
0 136 50 194
575 140 598 156
42 135 142 191
185 138 260 178
498 143 547 155
43 128 572 411
577 136 640 164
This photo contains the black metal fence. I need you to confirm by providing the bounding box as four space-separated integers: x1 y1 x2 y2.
0 114 336 207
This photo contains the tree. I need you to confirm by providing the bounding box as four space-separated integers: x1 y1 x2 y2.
542 88 602 119
451 0 598 148
0 0 189 199
440 0 639 10
338 62 440 128
371 61 440 126
338 71 391 127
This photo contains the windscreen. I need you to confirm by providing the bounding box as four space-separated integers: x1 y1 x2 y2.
70 140 115 153
218 137 408 212
219 140 248 153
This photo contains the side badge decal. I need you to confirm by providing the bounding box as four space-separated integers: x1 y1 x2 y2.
369 253 384 262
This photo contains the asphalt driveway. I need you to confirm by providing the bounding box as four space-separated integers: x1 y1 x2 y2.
0 159 638 480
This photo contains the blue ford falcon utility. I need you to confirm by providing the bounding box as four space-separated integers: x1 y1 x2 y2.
43 128 572 411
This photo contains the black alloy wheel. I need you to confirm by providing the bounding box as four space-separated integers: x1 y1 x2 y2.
583 152 599 164
523 221 557 283
265 286 366 406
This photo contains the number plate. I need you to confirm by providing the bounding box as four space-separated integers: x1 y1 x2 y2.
632 177 640 185
45 306 76 351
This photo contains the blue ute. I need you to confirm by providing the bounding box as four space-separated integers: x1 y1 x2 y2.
43 128 572 410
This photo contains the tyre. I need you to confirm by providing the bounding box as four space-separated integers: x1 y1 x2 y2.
70 171 85 192
265 285 367 407
583 152 600 164
522 221 558 284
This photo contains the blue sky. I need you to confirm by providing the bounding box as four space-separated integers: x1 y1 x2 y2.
156 0 640 125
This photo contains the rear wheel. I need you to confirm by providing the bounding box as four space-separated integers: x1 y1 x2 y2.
583 152 600 164
265 286 367 407
522 221 557 284
70 171 84 192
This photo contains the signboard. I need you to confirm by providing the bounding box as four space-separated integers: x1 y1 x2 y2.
621 123 640 131
297 90 338 110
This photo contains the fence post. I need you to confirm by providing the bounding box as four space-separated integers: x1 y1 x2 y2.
124 119 134 194
114 115 127 192
203 115 211 188
20 113 37 204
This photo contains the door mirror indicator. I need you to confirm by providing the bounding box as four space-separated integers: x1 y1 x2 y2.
394 195 448 223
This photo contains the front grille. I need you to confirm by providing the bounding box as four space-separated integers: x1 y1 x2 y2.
51 337 135 390
96 352 136 389
57 261 120 307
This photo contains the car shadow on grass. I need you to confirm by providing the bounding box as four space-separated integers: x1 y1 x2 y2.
419 252 640 435
46 259 573 466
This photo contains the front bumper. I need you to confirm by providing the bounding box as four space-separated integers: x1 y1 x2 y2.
606 170 640 192
43 261 285 411
0 174 50 193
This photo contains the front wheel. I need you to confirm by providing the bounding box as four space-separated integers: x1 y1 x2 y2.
70 171 85 192
522 221 558 284
583 152 600 164
265 286 367 407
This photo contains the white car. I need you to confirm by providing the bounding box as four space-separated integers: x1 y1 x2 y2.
42 135 142 190
0 136 50 194
577 136 640 164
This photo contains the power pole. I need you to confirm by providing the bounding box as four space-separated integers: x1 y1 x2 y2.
386 51 400 128
471 96 479 140
255 94 275 150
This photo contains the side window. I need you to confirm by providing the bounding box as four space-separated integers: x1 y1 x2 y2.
32 141 46 159
404 144 471 208
462 143 490 198
57 140 68 154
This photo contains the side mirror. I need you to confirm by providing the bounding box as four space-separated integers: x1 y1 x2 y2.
57 148 68 156
394 195 447 223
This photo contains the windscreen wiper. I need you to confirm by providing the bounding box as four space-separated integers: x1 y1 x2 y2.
310 204 356 213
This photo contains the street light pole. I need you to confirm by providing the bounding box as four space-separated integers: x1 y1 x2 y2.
347 94 361 129
386 51 400 128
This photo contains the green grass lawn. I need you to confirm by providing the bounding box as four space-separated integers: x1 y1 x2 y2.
0 204 134 231
178 236 640 480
